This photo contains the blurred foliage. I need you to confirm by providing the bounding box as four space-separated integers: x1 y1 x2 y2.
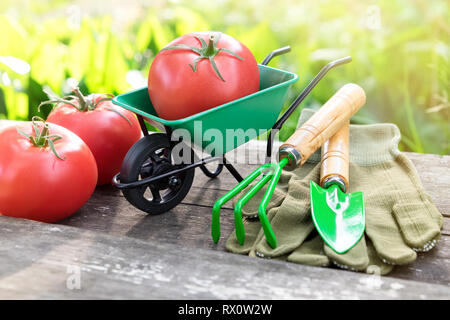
0 0 448 154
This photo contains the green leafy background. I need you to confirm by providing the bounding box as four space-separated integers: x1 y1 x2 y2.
0 0 448 154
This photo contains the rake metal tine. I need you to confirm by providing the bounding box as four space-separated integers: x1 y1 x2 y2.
233 169 274 245
257 163 284 248
211 165 269 243
233 157 289 248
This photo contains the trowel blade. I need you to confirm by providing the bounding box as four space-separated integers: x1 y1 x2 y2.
310 180 365 254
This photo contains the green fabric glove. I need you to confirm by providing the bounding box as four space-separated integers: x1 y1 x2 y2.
225 108 443 275
323 125 443 269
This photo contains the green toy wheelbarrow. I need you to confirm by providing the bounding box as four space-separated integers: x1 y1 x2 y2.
111 46 352 216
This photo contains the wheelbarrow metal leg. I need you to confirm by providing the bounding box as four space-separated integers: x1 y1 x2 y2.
137 115 149 136
223 156 244 183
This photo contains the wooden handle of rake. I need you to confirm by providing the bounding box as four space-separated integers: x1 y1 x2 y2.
279 83 365 170
320 121 349 192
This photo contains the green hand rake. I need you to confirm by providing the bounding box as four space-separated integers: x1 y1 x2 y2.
212 83 366 248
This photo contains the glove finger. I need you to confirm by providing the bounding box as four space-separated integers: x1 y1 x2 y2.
254 163 320 258
365 237 394 276
251 249 289 261
321 235 394 275
364 192 417 265
287 234 330 267
349 163 417 265
324 237 394 275
394 152 444 228
392 189 441 253
324 235 369 271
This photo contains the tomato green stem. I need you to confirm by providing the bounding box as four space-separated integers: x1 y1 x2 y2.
160 32 244 82
17 116 65 160
38 88 133 126
72 87 89 111
35 123 49 146
205 34 216 56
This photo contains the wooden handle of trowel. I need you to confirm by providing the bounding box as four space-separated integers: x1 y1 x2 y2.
279 83 365 170
320 121 349 191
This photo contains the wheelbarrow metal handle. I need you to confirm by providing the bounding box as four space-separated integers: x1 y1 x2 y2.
261 46 291 66
266 56 352 158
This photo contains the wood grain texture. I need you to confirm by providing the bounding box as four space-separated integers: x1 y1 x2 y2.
280 84 365 167
320 121 350 190
57 140 450 288
0 120 449 298
0 216 449 300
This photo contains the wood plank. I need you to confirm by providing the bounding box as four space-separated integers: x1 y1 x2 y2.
405 152 450 217
1 118 446 214
97 140 450 218
59 138 450 285
1 216 449 299
1 120 449 290
66 185 450 256
79 185 450 243
388 236 450 285
60 185 450 286
59 192 235 250
224 141 450 216
93 139 450 237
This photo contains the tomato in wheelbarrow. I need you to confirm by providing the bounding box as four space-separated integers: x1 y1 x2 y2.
148 31 259 120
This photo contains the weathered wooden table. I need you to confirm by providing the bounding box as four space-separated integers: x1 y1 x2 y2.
0 121 449 299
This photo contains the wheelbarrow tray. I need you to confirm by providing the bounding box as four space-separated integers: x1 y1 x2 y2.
113 64 299 155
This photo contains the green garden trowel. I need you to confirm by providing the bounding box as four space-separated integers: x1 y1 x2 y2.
310 121 365 254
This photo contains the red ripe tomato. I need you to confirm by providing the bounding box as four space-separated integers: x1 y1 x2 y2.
0 119 97 223
45 89 142 185
148 31 259 120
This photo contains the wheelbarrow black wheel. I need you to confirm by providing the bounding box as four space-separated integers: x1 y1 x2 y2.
119 133 195 215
